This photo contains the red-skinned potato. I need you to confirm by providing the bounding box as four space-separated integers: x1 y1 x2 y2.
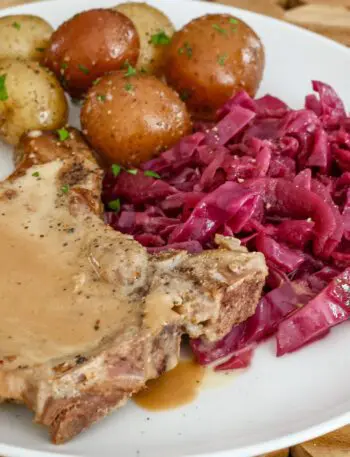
114 2 175 76
43 9 140 98
81 72 192 167
165 14 265 120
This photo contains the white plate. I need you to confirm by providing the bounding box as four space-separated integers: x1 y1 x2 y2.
1 1 350 456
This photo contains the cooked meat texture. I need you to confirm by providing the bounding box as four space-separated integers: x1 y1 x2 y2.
13 127 104 178
149 237 267 342
0 131 267 443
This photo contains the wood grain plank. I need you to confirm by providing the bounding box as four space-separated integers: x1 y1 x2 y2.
284 4 350 46
1 0 39 8
260 449 290 457
303 0 350 6
291 426 350 457
210 0 284 18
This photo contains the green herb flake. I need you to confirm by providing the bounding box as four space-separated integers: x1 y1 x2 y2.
179 89 190 102
229 18 239 24
0 74 8 102
61 184 70 194
124 82 134 92
140 67 148 74
108 198 121 212
57 128 70 142
32 171 40 178
96 94 106 102
12 22 21 30
126 169 138 175
111 164 122 177
217 53 228 66
150 30 171 45
144 170 160 179
61 62 68 70
92 78 101 86
124 63 137 78
78 64 90 75
36 47 45 52
212 24 227 35
178 42 192 59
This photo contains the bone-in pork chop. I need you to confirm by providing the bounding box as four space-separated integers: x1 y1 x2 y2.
0 129 268 443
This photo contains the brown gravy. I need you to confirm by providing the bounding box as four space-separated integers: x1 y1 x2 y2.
0 161 144 370
134 360 205 411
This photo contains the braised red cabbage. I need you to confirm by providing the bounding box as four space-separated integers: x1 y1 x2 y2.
103 81 350 369
277 269 350 355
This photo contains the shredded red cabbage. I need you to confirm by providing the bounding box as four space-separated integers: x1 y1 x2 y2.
103 81 350 370
277 268 350 355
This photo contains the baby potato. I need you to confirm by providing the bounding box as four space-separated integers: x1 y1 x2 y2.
0 59 68 145
0 15 53 61
43 9 140 98
81 72 191 166
165 14 265 120
114 2 175 76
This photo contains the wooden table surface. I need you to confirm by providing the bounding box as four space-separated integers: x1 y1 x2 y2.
0 0 349 456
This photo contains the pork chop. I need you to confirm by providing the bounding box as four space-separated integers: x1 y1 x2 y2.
0 129 268 443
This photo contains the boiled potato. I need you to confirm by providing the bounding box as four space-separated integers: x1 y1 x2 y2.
165 14 265 120
0 59 68 145
114 2 175 75
44 9 140 98
0 15 53 61
81 72 191 166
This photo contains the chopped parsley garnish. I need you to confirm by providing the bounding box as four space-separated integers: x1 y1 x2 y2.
92 78 101 86
124 63 137 77
57 128 70 141
126 169 138 175
179 89 190 101
12 22 21 30
144 170 160 179
108 198 121 212
150 30 171 45
78 64 89 75
36 47 45 52
32 171 40 178
217 53 228 66
61 184 70 194
124 82 133 92
140 67 148 74
178 42 192 58
0 74 8 101
61 62 68 70
111 164 122 177
212 24 227 35
96 94 106 102
229 18 239 24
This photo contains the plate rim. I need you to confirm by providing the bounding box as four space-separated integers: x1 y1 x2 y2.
1 411 350 457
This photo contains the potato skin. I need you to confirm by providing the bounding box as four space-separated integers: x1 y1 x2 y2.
43 9 140 98
114 2 174 76
0 59 68 145
165 14 265 120
81 72 192 166
0 15 53 61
